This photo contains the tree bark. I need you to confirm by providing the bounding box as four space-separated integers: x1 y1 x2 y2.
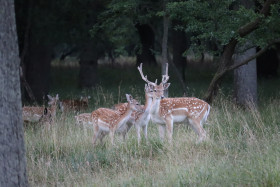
234 46 257 107
233 0 258 108
0 1 28 186
135 24 157 66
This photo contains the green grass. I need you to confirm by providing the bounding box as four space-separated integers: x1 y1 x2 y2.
25 63 280 186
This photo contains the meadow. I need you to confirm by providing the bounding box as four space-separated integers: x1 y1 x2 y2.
24 61 280 186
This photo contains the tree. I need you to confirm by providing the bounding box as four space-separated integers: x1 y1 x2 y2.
234 46 257 107
16 0 55 102
234 0 257 107
167 0 280 103
0 1 28 186
92 0 163 66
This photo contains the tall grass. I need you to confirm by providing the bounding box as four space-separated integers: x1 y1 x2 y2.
25 94 280 186
25 64 280 186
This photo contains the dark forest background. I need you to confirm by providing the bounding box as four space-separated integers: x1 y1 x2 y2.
15 0 280 107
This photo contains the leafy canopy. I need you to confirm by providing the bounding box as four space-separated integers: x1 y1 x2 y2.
167 0 280 56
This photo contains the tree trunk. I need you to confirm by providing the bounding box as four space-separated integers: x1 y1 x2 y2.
0 1 28 186
24 37 52 103
234 46 257 107
79 43 98 88
172 21 188 81
162 15 169 97
204 39 238 103
135 24 157 66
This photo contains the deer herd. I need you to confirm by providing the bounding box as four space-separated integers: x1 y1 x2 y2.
22 63 211 146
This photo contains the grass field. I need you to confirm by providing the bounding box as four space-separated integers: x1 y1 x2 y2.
25 63 280 186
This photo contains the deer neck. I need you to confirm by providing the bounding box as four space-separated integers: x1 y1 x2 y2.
115 106 133 129
143 93 153 113
49 104 57 118
150 97 161 116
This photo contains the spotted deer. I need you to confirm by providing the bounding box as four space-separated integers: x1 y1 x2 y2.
113 83 154 144
59 96 90 113
138 63 211 143
91 94 143 146
22 94 59 126
75 113 92 127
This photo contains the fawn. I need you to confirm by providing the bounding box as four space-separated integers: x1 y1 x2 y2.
91 94 142 146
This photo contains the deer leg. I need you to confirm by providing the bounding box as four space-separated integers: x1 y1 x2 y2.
158 124 166 141
165 117 174 144
135 124 141 145
189 119 206 142
92 126 100 146
142 125 148 143
99 132 107 144
109 129 115 146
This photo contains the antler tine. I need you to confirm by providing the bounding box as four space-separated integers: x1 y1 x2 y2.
162 63 169 84
137 63 156 86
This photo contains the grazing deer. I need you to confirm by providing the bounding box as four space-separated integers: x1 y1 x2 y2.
91 94 142 146
59 96 90 113
22 94 59 126
113 83 154 144
74 113 92 127
138 63 211 143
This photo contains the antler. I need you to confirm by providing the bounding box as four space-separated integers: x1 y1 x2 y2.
137 63 156 86
162 63 169 84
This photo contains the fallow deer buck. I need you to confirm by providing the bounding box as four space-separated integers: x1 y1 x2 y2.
113 83 154 145
22 94 59 127
91 94 142 146
138 63 211 143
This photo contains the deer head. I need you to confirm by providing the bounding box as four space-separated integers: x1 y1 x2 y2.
137 63 170 99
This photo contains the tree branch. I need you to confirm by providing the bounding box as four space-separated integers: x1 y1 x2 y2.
238 0 276 37
227 39 280 72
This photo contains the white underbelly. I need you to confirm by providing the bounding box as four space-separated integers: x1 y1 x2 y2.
173 115 188 123
98 119 110 132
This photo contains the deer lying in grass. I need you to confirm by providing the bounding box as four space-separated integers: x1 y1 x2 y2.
138 63 211 143
91 94 142 146
113 83 154 145
59 96 90 113
22 94 59 127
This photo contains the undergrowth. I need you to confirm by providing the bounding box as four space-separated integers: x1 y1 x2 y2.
24 64 280 186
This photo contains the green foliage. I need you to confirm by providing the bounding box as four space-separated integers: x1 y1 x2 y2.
167 0 280 56
91 0 164 57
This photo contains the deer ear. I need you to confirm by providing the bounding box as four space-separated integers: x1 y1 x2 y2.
144 84 148 92
163 83 170 90
148 83 154 91
47 95 52 100
125 94 133 102
56 94 59 100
